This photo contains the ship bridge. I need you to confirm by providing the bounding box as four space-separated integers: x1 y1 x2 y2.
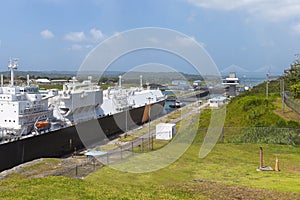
222 72 239 97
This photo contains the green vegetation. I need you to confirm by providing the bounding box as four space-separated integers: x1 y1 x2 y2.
229 128 299 145
1 141 299 199
226 79 300 129
283 57 300 99
224 76 300 145
290 82 300 99
38 84 63 90
1 64 300 199
0 97 299 199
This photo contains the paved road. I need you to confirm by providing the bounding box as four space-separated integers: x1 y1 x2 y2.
90 100 210 164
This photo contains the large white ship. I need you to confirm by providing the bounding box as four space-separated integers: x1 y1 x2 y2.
0 58 166 171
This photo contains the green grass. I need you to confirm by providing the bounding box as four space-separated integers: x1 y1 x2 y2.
1 127 299 199
1 80 300 199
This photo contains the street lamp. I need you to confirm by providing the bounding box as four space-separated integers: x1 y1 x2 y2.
146 97 153 150
125 105 128 132
266 72 269 99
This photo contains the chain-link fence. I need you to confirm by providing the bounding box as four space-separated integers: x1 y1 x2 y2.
219 127 300 145
54 135 156 178
55 126 300 178
283 92 300 115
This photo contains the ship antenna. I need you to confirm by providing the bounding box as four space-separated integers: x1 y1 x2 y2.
1 74 3 87
8 57 18 86
118 75 122 88
140 75 143 89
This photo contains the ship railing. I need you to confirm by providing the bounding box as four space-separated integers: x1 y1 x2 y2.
19 110 52 118
0 126 27 141
112 94 130 109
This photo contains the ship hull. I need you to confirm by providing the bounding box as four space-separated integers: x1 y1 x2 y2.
0 100 165 172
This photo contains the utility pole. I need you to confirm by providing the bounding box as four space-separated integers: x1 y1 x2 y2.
125 106 128 132
146 97 153 151
266 72 269 99
281 79 285 113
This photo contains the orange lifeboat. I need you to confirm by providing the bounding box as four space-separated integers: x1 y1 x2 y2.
35 121 50 129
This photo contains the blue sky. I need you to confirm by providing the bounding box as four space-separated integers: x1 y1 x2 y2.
0 0 300 75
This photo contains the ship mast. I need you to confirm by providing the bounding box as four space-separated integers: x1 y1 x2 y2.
8 57 18 86
140 75 143 89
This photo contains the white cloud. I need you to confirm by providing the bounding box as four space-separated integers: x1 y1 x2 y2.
40 29 55 39
64 32 86 42
175 36 205 47
146 37 159 43
291 24 300 35
90 28 105 42
69 44 93 51
64 29 106 43
186 0 300 22
70 44 83 51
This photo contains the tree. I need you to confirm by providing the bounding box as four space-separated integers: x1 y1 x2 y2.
290 82 300 98
284 55 300 92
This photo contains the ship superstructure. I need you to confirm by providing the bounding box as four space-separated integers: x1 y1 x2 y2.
222 72 239 97
0 58 166 171
49 76 103 125
0 58 52 140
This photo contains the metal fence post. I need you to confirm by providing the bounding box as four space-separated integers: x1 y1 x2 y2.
131 141 134 156
106 152 109 165
120 145 123 159
221 127 225 143
152 135 154 150
75 164 78 177
288 129 291 145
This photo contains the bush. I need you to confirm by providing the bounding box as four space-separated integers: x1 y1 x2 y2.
229 127 299 145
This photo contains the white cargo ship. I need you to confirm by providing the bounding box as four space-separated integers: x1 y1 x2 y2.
0 58 165 171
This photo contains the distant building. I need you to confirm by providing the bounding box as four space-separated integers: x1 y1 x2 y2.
222 72 239 97
209 96 227 108
35 78 51 84
51 79 68 85
156 123 176 140
193 80 202 86
170 80 190 90
171 80 187 86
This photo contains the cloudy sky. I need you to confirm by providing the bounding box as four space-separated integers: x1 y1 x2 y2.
0 0 300 75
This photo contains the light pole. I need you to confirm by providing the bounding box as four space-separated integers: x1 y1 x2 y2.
125 106 128 132
146 97 153 151
266 72 269 99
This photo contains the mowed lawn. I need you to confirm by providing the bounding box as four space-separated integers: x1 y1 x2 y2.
0 94 299 199
0 140 299 199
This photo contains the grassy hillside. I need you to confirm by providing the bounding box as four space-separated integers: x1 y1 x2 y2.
0 79 299 199
0 142 299 199
225 80 300 128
